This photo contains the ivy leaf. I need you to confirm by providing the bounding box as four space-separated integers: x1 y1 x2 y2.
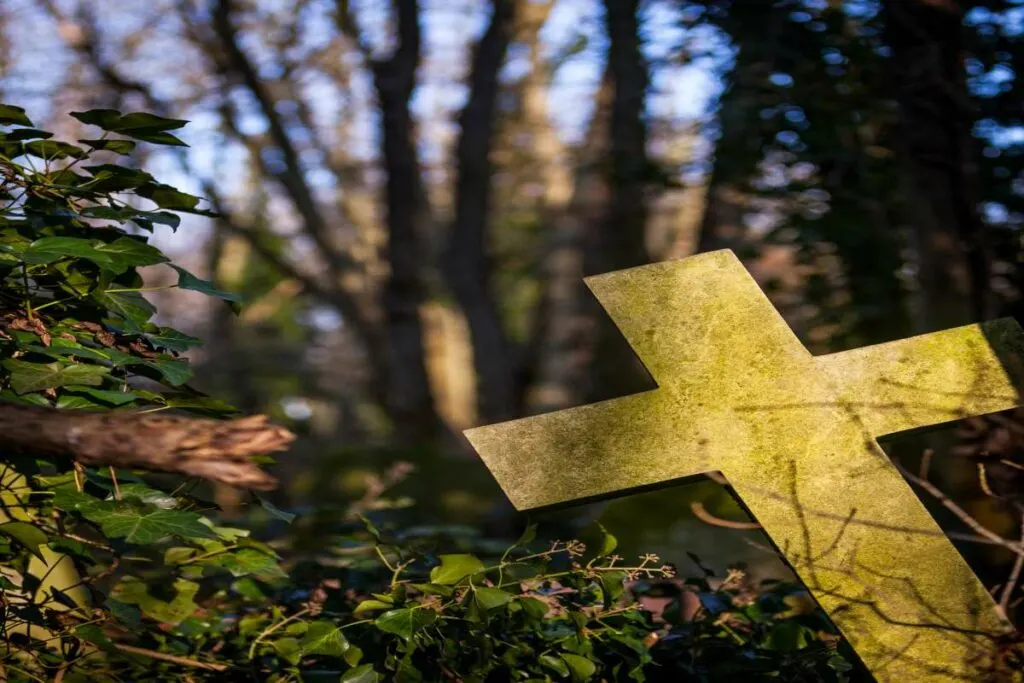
596 523 617 557
69 109 125 130
429 554 485 586
104 598 143 629
70 110 189 147
112 577 199 625
374 608 437 641
561 653 597 682
2 359 109 394
162 394 236 415
4 128 53 141
142 357 193 386
56 394 109 410
354 599 393 615
300 620 350 657
23 237 114 268
764 619 814 651
23 140 87 160
83 164 155 192
80 206 181 231
144 326 203 352
76 624 116 651
541 655 570 677
23 236 166 274
81 497 217 544
171 265 244 303
0 103 33 126
106 484 177 510
79 138 137 155
518 597 549 620
137 183 201 210
513 522 537 549
208 548 286 579
0 522 49 560
63 386 139 406
94 236 168 271
342 665 382 683
473 586 514 611
96 289 156 325
828 655 854 673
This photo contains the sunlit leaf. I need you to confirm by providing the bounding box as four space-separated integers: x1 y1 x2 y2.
429 554 485 585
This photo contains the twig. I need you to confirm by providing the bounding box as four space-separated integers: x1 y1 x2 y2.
112 643 229 672
919 448 933 480
689 501 761 530
247 608 311 660
897 464 1022 554
998 516 1024 620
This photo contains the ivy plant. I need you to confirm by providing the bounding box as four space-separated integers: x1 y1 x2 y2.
0 103 868 682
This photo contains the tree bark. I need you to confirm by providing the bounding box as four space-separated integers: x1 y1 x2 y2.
370 0 446 442
583 0 654 403
598 0 650 275
881 0 991 331
444 0 518 423
0 404 293 490
521 1 597 415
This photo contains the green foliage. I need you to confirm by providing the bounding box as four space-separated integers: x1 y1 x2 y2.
0 106 864 681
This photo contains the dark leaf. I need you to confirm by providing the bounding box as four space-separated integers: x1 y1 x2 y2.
374 608 437 641
342 665 382 683
137 183 201 211
4 128 53 141
2 359 109 394
0 522 49 560
300 620 350 656
79 138 137 155
23 140 87 160
171 265 244 303
0 103 33 126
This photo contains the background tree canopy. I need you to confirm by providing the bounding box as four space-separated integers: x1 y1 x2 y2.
1 0 1023 679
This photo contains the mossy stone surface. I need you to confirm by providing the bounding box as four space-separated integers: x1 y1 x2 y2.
466 249 1024 682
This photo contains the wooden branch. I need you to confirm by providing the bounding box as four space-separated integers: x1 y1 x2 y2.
0 404 293 491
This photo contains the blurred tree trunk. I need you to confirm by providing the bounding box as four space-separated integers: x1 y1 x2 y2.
445 0 518 423
598 0 650 275
696 3 783 256
368 0 445 442
522 1 597 414
881 0 992 331
584 0 654 402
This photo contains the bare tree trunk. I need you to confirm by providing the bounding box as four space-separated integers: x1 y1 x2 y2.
371 0 445 442
583 0 653 403
598 0 650 274
521 1 597 415
444 0 518 423
881 0 991 331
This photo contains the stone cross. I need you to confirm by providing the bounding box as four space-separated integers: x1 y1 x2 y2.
465 250 1024 682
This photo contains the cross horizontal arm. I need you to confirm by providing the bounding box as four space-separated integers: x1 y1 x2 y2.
464 389 711 510
817 318 1024 438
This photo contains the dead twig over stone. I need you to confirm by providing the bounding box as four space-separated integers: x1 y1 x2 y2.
0 403 293 490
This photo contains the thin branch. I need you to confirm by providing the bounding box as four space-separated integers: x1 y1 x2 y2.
689 501 761 530
112 643 229 672
897 463 1023 554
998 515 1024 620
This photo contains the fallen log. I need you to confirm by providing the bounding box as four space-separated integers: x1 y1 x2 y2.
0 403 293 490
